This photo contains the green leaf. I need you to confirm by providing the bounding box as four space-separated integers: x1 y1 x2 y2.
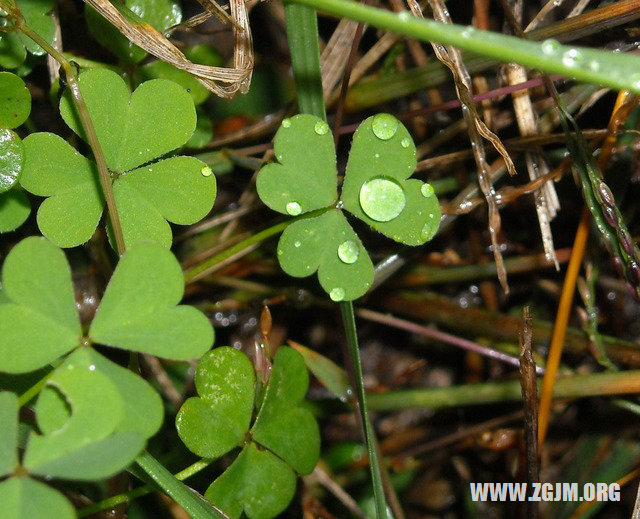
0 71 31 128
277 209 373 301
0 477 75 519
0 129 24 193
341 114 441 245
60 68 196 173
0 189 30 233
140 60 210 105
112 155 216 249
90 242 214 359
204 442 297 519
0 32 27 70
85 0 181 63
21 132 104 247
185 109 213 149
17 0 56 56
257 114 337 216
0 391 18 477
24 348 145 479
176 347 255 458
0 237 81 373
252 347 320 475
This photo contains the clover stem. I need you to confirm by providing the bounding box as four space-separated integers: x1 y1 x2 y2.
77 455 218 518
16 22 127 255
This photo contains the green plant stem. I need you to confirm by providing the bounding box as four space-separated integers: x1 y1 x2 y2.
133 451 225 519
183 219 292 283
284 4 326 119
77 457 215 517
283 0 640 95
17 369 56 407
15 19 126 254
366 369 640 411
340 302 387 517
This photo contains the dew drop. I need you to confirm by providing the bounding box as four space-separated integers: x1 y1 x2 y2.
421 183 435 198
420 222 437 241
88 364 96 371
398 11 411 21
286 201 302 215
282 118 291 128
588 60 600 72
371 113 399 140
337 240 359 264
277 248 283 256
541 39 560 56
562 48 583 67
330 287 346 301
461 26 475 38
401 137 411 148
630 73 640 89
314 121 329 135
359 178 406 222
294 240 301 248
201 166 213 177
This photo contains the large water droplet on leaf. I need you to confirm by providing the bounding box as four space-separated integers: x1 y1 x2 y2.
329 287 346 301
201 166 213 177
314 121 329 135
337 240 359 264
359 177 406 222
286 201 302 215
371 114 398 140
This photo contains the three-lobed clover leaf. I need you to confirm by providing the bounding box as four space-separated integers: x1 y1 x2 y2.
20 68 216 248
0 71 31 233
0 236 214 374
176 346 320 519
0 0 56 70
257 114 441 301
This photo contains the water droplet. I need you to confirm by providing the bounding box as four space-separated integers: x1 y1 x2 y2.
88 364 96 371
401 137 411 148
294 240 301 248
588 60 600 72
282 118 291 128
374 153 380 158
337 240 359 264
286 201 302 215
562 48 583 67
630 73 640 89
314 121 329 135
541 39 560 56
421 183 435 198
277 248 283 255
359 178 406 222
461 26 475 38
421 222 437 241
398 11 411 21
371 113 399 140
330 287 346 301
201 166 213 177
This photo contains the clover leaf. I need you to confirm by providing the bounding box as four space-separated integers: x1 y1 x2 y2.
21 68 216 248
0 237 214 374
0 0 56 69
0 476 75 519
86 0 181 64
176 346 320 519
0 391 19 477
257 113 441 300
0 72 31 233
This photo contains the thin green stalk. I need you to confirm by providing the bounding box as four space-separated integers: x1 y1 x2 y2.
77 457 214 517
283 0 640 95
15 18 126 254
284 4 326 119
133 451 226 519
366 369 640 411
17 369 56 407
340 303 387 518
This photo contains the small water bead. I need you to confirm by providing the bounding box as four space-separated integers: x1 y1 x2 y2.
541 39 560 56
562 48 583 67
314 121 329 135
337 240 359 264
282 118 291 128
201 166 213 177
286 201 302 215
294 240 301 248
630 74 640 89
329 287 346 301
359 178 406 222
420 183 435 198
588 60 600 72
371 114 399 140
420 222 437 241
401 137 411 148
